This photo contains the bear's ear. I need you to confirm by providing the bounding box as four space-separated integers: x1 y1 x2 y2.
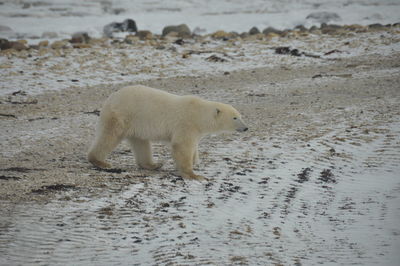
214 108 221 118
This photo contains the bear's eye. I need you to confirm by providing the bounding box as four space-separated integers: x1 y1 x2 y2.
233 117 237 120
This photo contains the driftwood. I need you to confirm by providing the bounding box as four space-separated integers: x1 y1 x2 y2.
184 49 233 59
0 113 16 118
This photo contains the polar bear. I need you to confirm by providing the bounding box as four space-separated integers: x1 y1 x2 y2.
87 85 248 180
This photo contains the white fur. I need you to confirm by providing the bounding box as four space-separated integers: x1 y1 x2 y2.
88 85 247 180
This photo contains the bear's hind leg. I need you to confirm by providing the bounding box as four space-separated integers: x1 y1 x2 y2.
88 133 123 168
128 137 162 170
193 145 199 167
88 117 124 168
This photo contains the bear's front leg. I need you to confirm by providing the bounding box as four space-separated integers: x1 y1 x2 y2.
128 137 163 170
172 141 205 181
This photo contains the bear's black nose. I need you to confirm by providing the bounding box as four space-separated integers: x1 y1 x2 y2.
243 127 248 131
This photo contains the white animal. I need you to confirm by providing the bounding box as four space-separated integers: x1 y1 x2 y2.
88 85 248 180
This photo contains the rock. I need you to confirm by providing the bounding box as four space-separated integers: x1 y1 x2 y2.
240 32 249 38
229 31 239 39
210 30 238 40
122 19 137 31
0 25 12 32
51 40 70 49
70 32 90 43
7 41 28 51
168 46 177 52
163 31 179 38
38 47 51 56
72 43 91 49
295 25 307 32
42 31 58 39
38 40 49 47
249 26 260 35
265 32 281 38
155 45 166 50
320 23 342 34
174 39 184 45
136 30 153 40
306 12 341 24
275 46 301 56
0 38 11 50
211 30 228 39
206 55 227 62
262 27 283 35
29 44 40 50
368 23 385 30
281 30 303 38
245 33 265 41
103 19 137 37
124 35 139 44
343 24 367 32
162 24 191 38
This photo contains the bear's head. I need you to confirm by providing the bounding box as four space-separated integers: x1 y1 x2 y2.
214 103 248 133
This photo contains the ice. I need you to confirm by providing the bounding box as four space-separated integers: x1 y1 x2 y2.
0 0 399 42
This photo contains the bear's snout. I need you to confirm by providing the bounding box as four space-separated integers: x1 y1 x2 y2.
234 117 248 132
236 126 248 132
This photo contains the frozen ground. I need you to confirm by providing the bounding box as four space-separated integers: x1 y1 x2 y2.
1 28 400 96
0 0 400 42
1 31 400 265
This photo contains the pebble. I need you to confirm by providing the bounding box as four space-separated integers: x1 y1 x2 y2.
262 27 283 35
368 23 385 29
38 40 49 47
72 43 91 49
136 30 153 40
124 35 139 44
9 41 28 51
249 26 260 35
162 24 191 38
320 23 342 34
343 24 368 32
265 32 281 39
70 32 90 44
211 30 238 40
295 25 308 32
0 38 11 50
103 19 137 37
51 40 70 49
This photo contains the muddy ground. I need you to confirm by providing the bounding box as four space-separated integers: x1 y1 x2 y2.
1 52 400 265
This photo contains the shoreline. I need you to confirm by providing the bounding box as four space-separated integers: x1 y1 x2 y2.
1 25 399 97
